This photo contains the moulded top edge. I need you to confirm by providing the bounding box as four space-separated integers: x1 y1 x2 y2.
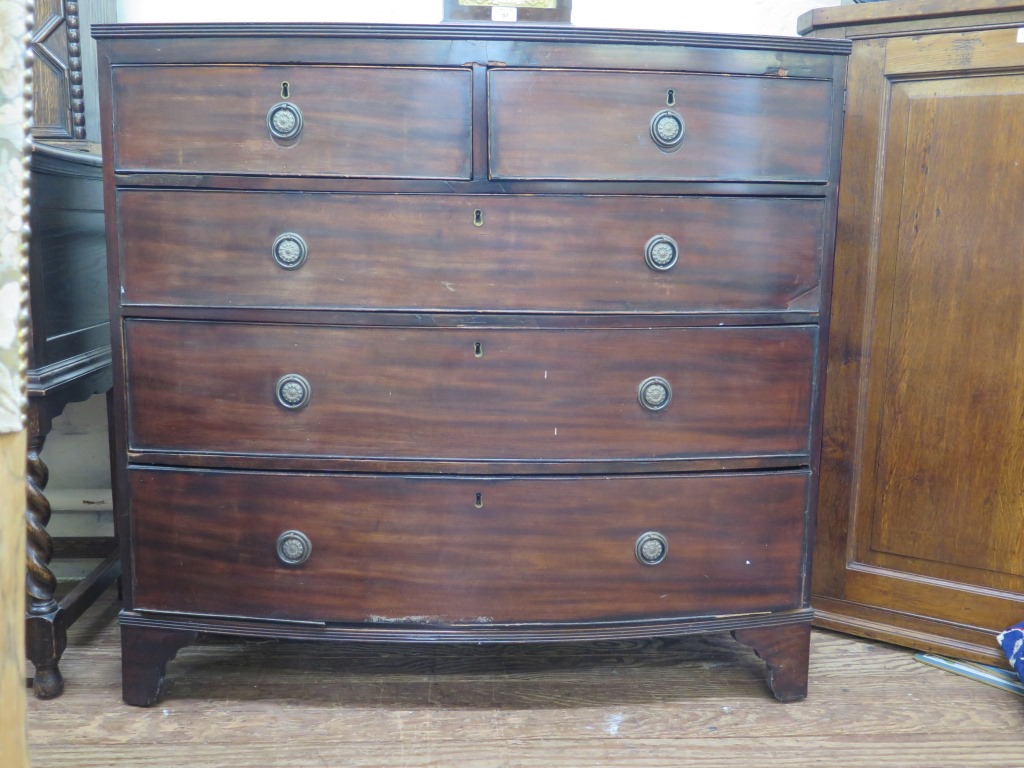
90 22 852 55
798 0 1024 35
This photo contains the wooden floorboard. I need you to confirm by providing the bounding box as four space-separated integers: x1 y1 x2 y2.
27 588 1024 767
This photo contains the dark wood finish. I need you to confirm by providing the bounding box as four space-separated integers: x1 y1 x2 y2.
489 69 834 182
118 606 814 645
124 321 816 461
118 191 827 314
30 0 117 145
129 468 808 623
120 624 197 707
24 143 117 699
732 621 811 702
95 23 848 704
110 66 473 178
802 3 1024 666
50 537 117 560
30 0 87 143
27 145 109 374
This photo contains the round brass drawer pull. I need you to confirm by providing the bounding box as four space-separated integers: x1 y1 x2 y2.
267 102 303 141
644 234 678 271
272 232 308 270
649 109 685 151
275 373 311 410
276 530 312 566
635 531 668 566
638 376 672 411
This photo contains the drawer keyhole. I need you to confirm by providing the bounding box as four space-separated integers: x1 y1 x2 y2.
473 341 484 358
666 89 676 107
473 209 484 227
475 493 483 509
281 81 290 99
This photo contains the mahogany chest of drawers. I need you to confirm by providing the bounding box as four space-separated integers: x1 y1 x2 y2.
93 23 849 705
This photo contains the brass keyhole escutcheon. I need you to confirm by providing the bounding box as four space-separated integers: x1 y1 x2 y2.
474 341 484 358
475 492 483 509
473 209 484 227
666 88 676 107
280 81 290 99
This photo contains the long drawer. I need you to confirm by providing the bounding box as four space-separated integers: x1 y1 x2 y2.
129 467 809 623
117 190 825 314
124 321 816 462
489 69 834 182
110 66 473 178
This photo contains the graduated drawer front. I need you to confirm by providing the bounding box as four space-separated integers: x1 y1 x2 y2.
118 190 825 314
110 66 473 178
124 321 815 461
129 468 809 623
489 69 833 181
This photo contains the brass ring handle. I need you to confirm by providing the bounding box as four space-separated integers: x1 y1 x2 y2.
267 102 303 141
644 234 679 271
276 374 311 410
638 376 672 411
649 109 685 151
635 531 668 566
272 233 308 270
276 530 312 566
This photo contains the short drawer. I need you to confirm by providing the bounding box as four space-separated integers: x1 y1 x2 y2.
118 190 825 314
129 468 808 623
489 69 833 182
124 321 815 462
110 65 473 178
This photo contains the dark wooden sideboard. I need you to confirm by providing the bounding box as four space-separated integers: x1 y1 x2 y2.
25 0 119 700
800 0 1024 665
93 23 849 705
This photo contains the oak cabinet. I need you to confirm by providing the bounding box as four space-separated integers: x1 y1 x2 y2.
800 0 1024 665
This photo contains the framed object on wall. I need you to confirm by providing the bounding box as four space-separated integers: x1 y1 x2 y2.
443 0 572 24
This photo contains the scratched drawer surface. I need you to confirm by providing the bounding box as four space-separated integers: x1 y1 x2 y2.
117 190 826 314
129 467 809 624
489 69 834 182
110 65 473 178
124 321 816 462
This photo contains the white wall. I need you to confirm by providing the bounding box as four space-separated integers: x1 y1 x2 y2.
117 0 839 37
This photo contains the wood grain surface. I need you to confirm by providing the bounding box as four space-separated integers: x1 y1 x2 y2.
865 74 1024 588
0 432 28 768
123 321 816 462
111 65 473 178
97 24 846 708
29 147 109 368
489 69 833 182
808 7 1024 665
117 191 826 314
128 468 808 623
26 587 1024 768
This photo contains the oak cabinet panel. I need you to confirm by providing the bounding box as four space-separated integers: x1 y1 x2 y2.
801 1 1024 665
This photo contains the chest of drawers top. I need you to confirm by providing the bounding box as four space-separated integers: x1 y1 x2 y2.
95 23 849 190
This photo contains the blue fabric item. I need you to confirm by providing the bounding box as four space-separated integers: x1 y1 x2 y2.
997 622 1024 684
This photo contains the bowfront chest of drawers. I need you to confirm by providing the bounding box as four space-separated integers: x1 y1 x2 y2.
93 23 849 705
